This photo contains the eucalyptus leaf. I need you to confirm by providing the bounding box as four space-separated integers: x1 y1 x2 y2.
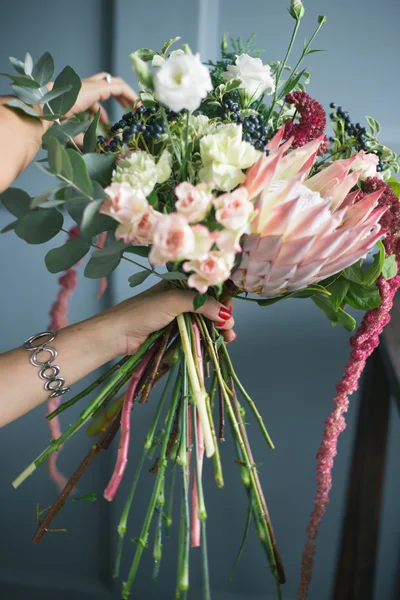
32 52 55 86
45 237 90 273
42 118 90 146
65 149 93 196
15 208 63 244
47 137 73 180
124 245 150 257
83 108 101 153
160 272 187 281
6 99 41 118
11 84 43 105
0 220 18 234
30 190 52 209
49 66 81 116
0 188 31 217
24 52 33 76
39 84 73 104
0 73 40 88
382 255 397 280
128 270 151 288
83 153 115 187
80 199 103 236
84 251 121 279
194 293 208 311
9 56 26 75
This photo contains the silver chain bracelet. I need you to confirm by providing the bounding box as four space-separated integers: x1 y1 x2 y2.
23 331 70 399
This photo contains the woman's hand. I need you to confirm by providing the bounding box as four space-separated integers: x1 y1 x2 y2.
96 282 236 358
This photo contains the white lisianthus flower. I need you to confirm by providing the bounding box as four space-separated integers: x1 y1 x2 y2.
199 125 261 192
112 150 172 196
154 53 213 112
223 54 275 101
189 114 216 137
351 150 382 180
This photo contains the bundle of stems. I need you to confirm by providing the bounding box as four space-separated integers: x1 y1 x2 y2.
17 310 284 599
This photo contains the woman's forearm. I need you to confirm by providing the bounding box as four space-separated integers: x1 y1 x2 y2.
0 314 121 428
0 96 52 194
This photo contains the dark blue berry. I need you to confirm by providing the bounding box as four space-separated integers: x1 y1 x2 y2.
222 113 229 120
329 113 335 119
118 120 126 128
231 112 239 120
264 149 270 156
355 123 361 130
231 103 239 112
97 135 105 143
243 133 252 142
329 102 336 109
255 141 264 150
329 137 335 142
104 145 111 152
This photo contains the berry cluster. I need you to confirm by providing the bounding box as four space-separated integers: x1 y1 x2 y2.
97 105 169 153
221 99 271 153
329 103 385 172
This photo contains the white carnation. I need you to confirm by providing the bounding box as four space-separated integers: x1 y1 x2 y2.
154 53 213 112
189 114 216 137
199 125 261 192
112 150 172 196
223 54 275 101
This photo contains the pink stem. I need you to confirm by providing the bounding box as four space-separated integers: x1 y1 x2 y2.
298 273 400 600
103 347 156 502
96 232 108 299
191 320 205 548
46 226 80 492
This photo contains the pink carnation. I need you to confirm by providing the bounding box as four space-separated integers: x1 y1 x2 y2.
183 251 235 294
100 182 148 225
213 188 253 230
175 181 214 223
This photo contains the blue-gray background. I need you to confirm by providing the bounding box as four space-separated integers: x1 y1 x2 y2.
0 1 399 599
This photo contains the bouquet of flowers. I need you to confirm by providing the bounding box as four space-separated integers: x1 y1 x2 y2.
2 1 400 598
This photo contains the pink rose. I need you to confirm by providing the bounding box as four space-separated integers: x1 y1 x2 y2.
115 207 162 245
351 150 382 179
216 227 245 253
188 224 218 260
183 251 235 294
175 181 214 223
149 213 195 266
100 182 148 224
213 188 253 230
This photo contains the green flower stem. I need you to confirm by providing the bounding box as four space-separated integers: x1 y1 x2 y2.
160 106 182 166
266 17 301 122
121 371 182 599
230 489 253 580
113 366 176 579
176 314 215 459
193 404 210 600
220 343 275 450
47 356 131 420
209 371 218 409
182 109 190 181
176 362 190 593
152 505 164 580
164 461 177 536
188 315 224 488
13 329 167 490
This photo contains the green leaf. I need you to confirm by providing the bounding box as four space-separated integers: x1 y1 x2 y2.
130 53 154 91
83 108 101 153
83 153 115 187
9 56 26 75
313 295 356 331
30 190 52 209
139 91 157 106
39 85 73 104
32 52 55 86
24 52 33 76
45 237 90 273
49 66 81 116
0 73 41 88
382 255 397 280
72 493 97 502
363 241 385 285
135 48 157 61
162 37 181 56
15 208 63 244
128 270 151 288
40 109 65 121
327 277 349 312
84 247 122 278
1 220 18 234
124 245 150 257
5 99 41 118
345 282 381 311
80 199 103 236
0 188 31 217
47 137 73 180
343 261 365 284
147 190 158 208
65 149 93 196
42 118 90 146
387 176 400 198
224 78 242 93
194 293 208 311
11 84 43 105
160 272 187 281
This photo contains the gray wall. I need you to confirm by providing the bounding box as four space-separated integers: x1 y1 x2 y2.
0 1 399 599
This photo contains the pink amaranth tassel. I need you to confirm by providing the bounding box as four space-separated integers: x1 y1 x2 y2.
46 226 80 492
96 231 108 299
103 347 157 502
191 320 205 547
299 279 400 597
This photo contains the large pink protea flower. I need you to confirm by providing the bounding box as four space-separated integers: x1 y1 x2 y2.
231 128 386 297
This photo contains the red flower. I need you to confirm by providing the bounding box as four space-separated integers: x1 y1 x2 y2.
284 91 327 154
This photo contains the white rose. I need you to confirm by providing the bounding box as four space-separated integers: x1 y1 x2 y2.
223 54 275 101
112 150 172 196
351 150 382 180
199 125 261 192
154 53 213 112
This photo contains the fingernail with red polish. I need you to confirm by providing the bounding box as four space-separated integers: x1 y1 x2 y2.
215 321 226 328
218 307 231 320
